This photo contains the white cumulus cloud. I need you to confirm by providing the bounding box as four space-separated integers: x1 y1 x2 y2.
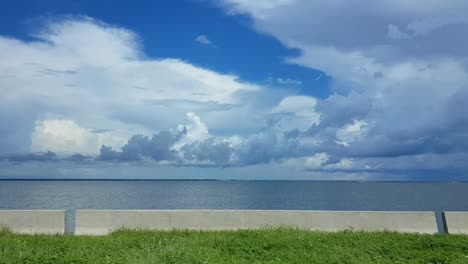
195 35 213 45
0 16 271 155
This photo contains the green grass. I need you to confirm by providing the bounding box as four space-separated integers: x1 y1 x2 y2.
1 228 468 263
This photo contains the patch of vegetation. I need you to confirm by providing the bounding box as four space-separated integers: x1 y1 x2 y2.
1 228 468 263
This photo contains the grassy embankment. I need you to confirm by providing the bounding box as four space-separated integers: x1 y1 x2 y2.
1 228 468 263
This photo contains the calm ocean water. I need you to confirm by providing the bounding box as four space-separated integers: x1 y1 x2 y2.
2 180 467 232
1 180 467 212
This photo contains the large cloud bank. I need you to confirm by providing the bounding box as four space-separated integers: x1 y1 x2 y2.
217 0 468 174
1 6 468 178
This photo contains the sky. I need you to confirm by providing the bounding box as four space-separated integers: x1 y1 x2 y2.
1 0 468 181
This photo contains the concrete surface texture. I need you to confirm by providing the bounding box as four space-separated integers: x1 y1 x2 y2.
0 210 65 234
443 212 468 234
75 210 438 235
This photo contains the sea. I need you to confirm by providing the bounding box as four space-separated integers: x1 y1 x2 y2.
1 180 468 232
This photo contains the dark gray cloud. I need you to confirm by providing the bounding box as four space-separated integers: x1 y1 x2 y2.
64 153 94 162
182 138 233 165
99 130 183 161
2 151 93 163
96 126 296 166
5 151 57 163
316 92 372 127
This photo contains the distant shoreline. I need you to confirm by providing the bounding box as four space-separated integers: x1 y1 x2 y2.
0 178 466 183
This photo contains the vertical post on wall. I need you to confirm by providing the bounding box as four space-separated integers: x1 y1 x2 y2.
65 210 76 235
441 212 449 234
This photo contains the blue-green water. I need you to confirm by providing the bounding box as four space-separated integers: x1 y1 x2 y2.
1 180 467 212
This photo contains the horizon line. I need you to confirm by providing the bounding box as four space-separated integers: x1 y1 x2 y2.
0 178 467 183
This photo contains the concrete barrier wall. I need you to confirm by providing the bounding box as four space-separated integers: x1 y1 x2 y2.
75 210 437 235
241 211 437 233
0 210 65 234
443 212 468 234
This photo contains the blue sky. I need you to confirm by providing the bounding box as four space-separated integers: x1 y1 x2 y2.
0 0 330 98
1 0 468 181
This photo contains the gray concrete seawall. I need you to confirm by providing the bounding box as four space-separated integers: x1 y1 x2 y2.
75 210 438 235
7 210 468 235
442 212 468 234
0 210 65 234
